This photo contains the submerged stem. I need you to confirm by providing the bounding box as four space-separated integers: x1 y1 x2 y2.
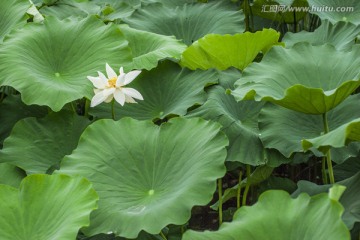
236 169 243 209
218 178 223 226
242 165 251 206
323 112 335 184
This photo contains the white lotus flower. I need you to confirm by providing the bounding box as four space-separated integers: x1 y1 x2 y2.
87 63 144 107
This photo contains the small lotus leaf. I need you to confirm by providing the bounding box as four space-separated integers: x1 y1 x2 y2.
120 25 187 71
180 29 281 71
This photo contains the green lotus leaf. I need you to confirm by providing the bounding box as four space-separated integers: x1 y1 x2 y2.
0 16 132 111
308 0 360 25
283 20 360 51
0 111 91 174
0 0 30 41
39 0 100 19
294 171 360 229
57 117 228 238
180 29 281 71
0 95 47 147
258 94 360 163
0 163 25 188
123 2 245 45
120 25 187 71
0 174 98 240
187 85 288 166
231 43 360 114
250 0 309 24
302 118 360 154
334 156 360 181
184 186 350 240
89 61 218 121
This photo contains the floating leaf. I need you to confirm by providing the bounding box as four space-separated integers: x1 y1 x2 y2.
0 16 132 111
232 43 360 114
57 117 228 238
308 0 360 24
187 85 288 166
120 25 187 71
0 163 25 188
185 186 349 240
124 2 245 45
0 111 91 174
0 95 47 147
258 94 360 163
90 61 218 121
283 20 360 51
0 174 98 239
180 29 281 71
0 0 30 41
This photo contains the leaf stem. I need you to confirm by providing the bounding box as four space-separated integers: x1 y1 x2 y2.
218 178 223 226
84 98 90 117
242 165 251 206
111 99 115 120
244 0 250 31
321 156 328 184
236 169 243 209
159 231 167 240
322 112 335 184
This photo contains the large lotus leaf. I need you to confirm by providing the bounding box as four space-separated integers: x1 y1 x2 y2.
294 171 360 229
184 186 349 240
0 163 25 188
39 0 100 19
250 0 309 24
123 2 245 45
334 156 360 181
0 111 91 174
231 43 360 114
302 118 360 153
180 29 281 71
187 85 288 166
0 95 47 147
283 20 360 51
0 174 98 240
258 94 360 163
308 0 360 25
0 0 30 41
57 117 228 238
89 61 218 121
0 16 132 111
119 25 187 71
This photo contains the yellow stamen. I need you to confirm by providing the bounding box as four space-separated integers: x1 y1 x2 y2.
108 77 117 88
